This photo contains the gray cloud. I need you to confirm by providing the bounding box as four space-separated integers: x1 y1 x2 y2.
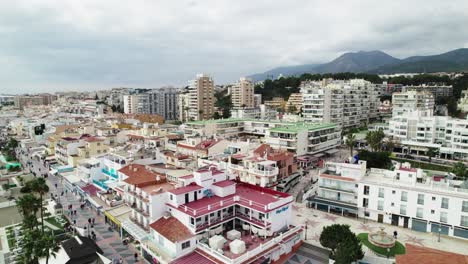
0 0 467 94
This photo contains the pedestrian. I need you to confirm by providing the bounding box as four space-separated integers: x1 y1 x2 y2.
61 191 64 196
54 183 57 188
92 218 95 225
105 215 108 224
73 219 76 225
74 210 77 215
393 230 398 239
134 253 138 261
119 257 123 264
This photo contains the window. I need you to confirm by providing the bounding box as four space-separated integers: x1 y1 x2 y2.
392 190 396 194
416 208 424 218
400 205 407 215
441 198 449 209
431 210 435 214
417 194 424 205
182 241 191 250
440 212 448 223
378 200 384 211
378 188 384 198
363 198 369 208
432 197 436 201
401 191 408 202
170 194 173 201
462 216 468 227
463 201 468 213
364 211 370 217
363 185 370 195
391 202 394 207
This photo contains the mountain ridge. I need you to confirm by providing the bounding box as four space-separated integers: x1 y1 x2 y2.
248 48 468 81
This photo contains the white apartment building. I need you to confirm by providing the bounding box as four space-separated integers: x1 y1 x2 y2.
123 94 150 114
188 74 215 121
254 94 262 107
458 90 468 113
148 87 179 120
231 77 254 109
388 110 468 160
301 79 383 129
308 161 367 217
358 164 468 240
184 118 342 156
230 105 277 120
177 92 190 122
402 84 453 101
392 90 434 116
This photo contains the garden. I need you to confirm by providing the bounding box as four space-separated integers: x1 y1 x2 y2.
357 233 406 257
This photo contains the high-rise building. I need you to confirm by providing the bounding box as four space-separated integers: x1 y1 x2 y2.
254 94 262 107
148 87 179 120
392 90 434 116
123 94 150 114
286 93 302 113
177 92 190 122
231 77 254 109
301 79 383 129
402 84 453 101
188 74 214 121
14 94 57 110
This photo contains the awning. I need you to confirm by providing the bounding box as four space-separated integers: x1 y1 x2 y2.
104 205 131 227
313 153 325 158
87 196 103 210
325 149 339 155
122 220 149 242
308 197 358 211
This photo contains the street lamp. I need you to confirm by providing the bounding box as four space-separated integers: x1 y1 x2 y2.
304 219 308 240
387 248 390 259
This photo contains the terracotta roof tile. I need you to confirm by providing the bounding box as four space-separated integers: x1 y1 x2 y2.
396 244 468 264
150 217 193 243
119 164 166 187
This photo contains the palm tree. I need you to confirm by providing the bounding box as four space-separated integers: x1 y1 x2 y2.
37 232 61 264
16 194 41 230
344 133 356 157
29 178 49 232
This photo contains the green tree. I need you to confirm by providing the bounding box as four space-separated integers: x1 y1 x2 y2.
37 231 61 264
365 129 385 152
320 224 356 258
358 150 392 169
16 194 41 230
451 162 468 180
426 147 439 162
287 105 297 113
334 236 364 264
213 112 221 119
30 178 50 232
345 133 356 158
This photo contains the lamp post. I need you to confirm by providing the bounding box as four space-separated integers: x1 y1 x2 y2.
387 248 390 259
304 219 308 240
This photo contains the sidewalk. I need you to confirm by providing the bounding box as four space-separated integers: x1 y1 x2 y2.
292 202 468 256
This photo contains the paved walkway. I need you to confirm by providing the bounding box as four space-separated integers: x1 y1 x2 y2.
291 202 468 256
18 149 144 264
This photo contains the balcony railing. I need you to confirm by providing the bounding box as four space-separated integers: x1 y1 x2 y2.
102 168 118 179
130 217 150 232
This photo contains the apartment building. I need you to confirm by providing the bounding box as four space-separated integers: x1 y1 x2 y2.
264 97 286 111
188 74 215 121
231 77 254 109
68 136 109 167
265 122 341 156
286 93 302 113
388 110 468 160
140 167 302 264
14 94 57 110
307 161 367 217
230 105 277 120
184 118 342 156
254 94 262 107
177 92 190 122
458 90 468 113
392 90 434 116
402 84 453 101
358 164 468 240
55 137 86 165
123 94 150 114
119 164 175 240
148 87 179 120
301 79 383 129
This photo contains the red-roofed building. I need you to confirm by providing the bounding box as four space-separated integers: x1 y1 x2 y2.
396 244 468 264
140 166 302 264
177 139 228 159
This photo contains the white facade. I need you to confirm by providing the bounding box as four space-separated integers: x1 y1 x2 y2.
392 90 434 116
358 164 468 239
148 87 179 120
301 79 383 129
388 110 468 161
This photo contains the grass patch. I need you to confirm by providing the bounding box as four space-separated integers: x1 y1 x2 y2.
358 233 406 257
44 216 62 229
391 157 451 172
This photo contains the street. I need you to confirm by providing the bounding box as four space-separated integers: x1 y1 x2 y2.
17 148 143 264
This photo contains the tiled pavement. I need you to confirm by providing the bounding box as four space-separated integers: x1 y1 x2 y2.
19 151 144 264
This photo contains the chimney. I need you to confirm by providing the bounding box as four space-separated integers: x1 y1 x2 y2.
156 175 161 181
134 167 137 172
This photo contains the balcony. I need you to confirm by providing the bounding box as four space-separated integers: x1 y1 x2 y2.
102 168 118 179
130 216 150 232
134 206 150 217
195 212 235 232
249 168 278 177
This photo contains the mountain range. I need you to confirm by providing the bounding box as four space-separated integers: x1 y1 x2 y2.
248 48 468 81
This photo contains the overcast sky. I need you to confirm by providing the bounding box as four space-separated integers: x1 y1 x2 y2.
1 0 468 94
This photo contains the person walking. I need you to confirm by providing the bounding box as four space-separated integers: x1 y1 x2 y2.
134 253 138 262
393 230 398 239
